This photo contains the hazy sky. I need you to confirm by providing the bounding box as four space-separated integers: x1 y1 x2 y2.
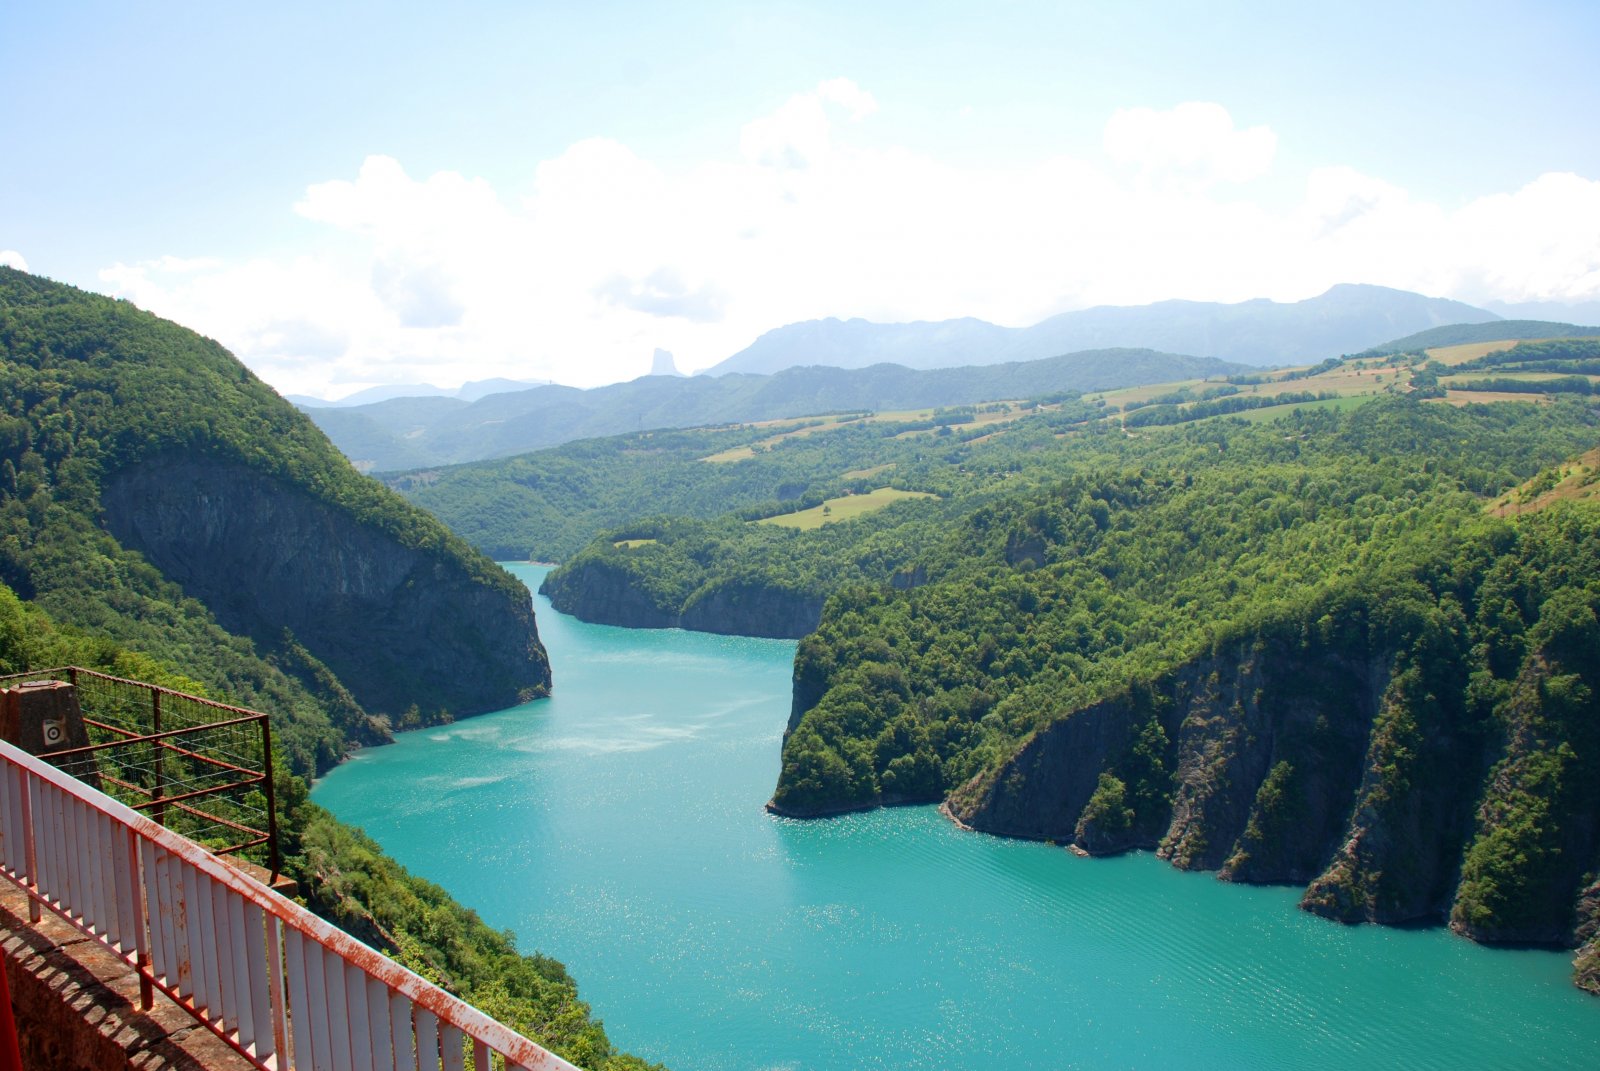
5 1 1599 397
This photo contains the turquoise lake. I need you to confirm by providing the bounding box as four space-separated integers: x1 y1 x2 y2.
311 564 1600 1070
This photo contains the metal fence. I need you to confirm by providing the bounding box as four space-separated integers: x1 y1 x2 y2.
0 667 278 879
0 738 581 1071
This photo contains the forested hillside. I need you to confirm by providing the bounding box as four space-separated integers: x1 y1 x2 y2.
394 399 1097 563
0 270 658 1065
530 379 1600 988
1363 320 1600 356
0 267 549 775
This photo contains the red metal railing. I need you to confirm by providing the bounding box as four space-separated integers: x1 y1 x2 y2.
0 667 280 878
0 739 581 1071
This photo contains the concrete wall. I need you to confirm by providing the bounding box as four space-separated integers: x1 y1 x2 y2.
1 884 253 1071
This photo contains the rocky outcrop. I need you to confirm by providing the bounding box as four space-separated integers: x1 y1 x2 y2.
1573 880 1600 995
944 619 1600 980
681 578 824 638
101 454 550 720
1447 644 1600 946
946 639 1382 880
943 690 1145 843
787 634 834 734
541 560 823 639
538 559 679 631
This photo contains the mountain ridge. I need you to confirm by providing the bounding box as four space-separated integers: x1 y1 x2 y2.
305 347 1244 471
708 283 1501 375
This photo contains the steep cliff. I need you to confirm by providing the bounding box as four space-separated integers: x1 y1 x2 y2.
102 455 549 721
940 558 1600 982
0 267 550 771
541 558 823 639
944 636 1384 882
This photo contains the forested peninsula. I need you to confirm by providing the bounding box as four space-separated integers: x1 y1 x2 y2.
0 268 658 1069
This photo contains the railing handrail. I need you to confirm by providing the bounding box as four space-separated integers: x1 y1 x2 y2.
0 665 281 878
0 666 269 723
0 738 581 1071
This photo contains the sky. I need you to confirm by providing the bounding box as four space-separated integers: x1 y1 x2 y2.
4 1 1600 398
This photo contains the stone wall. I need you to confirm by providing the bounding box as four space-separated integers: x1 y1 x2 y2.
0 884 254 1071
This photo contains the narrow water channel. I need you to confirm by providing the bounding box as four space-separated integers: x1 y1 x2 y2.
311 564 1600 1070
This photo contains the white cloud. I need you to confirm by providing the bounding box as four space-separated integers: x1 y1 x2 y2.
94 91 1600 398
1447 172 1600 303
1104 102 1277 186
0 250 28 270
740 77 878 170
595 267 728 323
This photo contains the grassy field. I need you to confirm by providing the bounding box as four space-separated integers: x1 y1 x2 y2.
1489 447 1600 516
756 487 938 530
702 339 1576 466
1426 340 1525 366
1088 363 1401 417
1436 390 1551 407
701 415 866 462
613 538 659 549
1441 371 1579 383
1083 377 1211 408
1293 365 1405 396
1231 394 1379 422
703 403 1043 458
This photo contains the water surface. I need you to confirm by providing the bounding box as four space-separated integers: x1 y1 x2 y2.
312 564 1600 1069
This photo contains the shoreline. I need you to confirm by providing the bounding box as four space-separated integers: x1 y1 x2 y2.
765 792 942 819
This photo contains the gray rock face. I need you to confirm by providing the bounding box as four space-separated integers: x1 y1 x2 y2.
945 638 1399 898
101 454 550 719
946 691 1144 843
540 559 823 639
946 627 1600 954
947 641 1380 846
680 578 824 638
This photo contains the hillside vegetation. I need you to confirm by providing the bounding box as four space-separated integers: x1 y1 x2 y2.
517 335 1600 989
522 349 1431 632
1362 320 1600 356
0 588 658 1070
0 267 655 1066
398 347 1448 571
0 267 548 775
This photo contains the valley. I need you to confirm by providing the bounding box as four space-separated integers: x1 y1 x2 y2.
383 330 1600 997
5 264 1600 1071
16 8 1600 1069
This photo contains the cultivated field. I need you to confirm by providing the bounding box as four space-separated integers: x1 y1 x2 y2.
756 487 938 530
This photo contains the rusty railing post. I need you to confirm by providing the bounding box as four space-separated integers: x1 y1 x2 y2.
151 687 165 828
261 716 280 881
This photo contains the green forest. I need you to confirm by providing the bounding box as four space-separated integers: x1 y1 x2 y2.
6 256 1600 1024
525 376 1600 986
0 268 653 1068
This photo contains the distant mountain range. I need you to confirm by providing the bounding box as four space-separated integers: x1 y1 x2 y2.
296 283 1600 471
303 347 1246 471
1487 298 1600 325
289 377 550 408
707 284 1500 375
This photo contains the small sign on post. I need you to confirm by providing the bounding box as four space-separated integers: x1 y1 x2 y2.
0 680 96 786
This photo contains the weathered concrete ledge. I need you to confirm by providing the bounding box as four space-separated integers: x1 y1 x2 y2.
0 882 256 1071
